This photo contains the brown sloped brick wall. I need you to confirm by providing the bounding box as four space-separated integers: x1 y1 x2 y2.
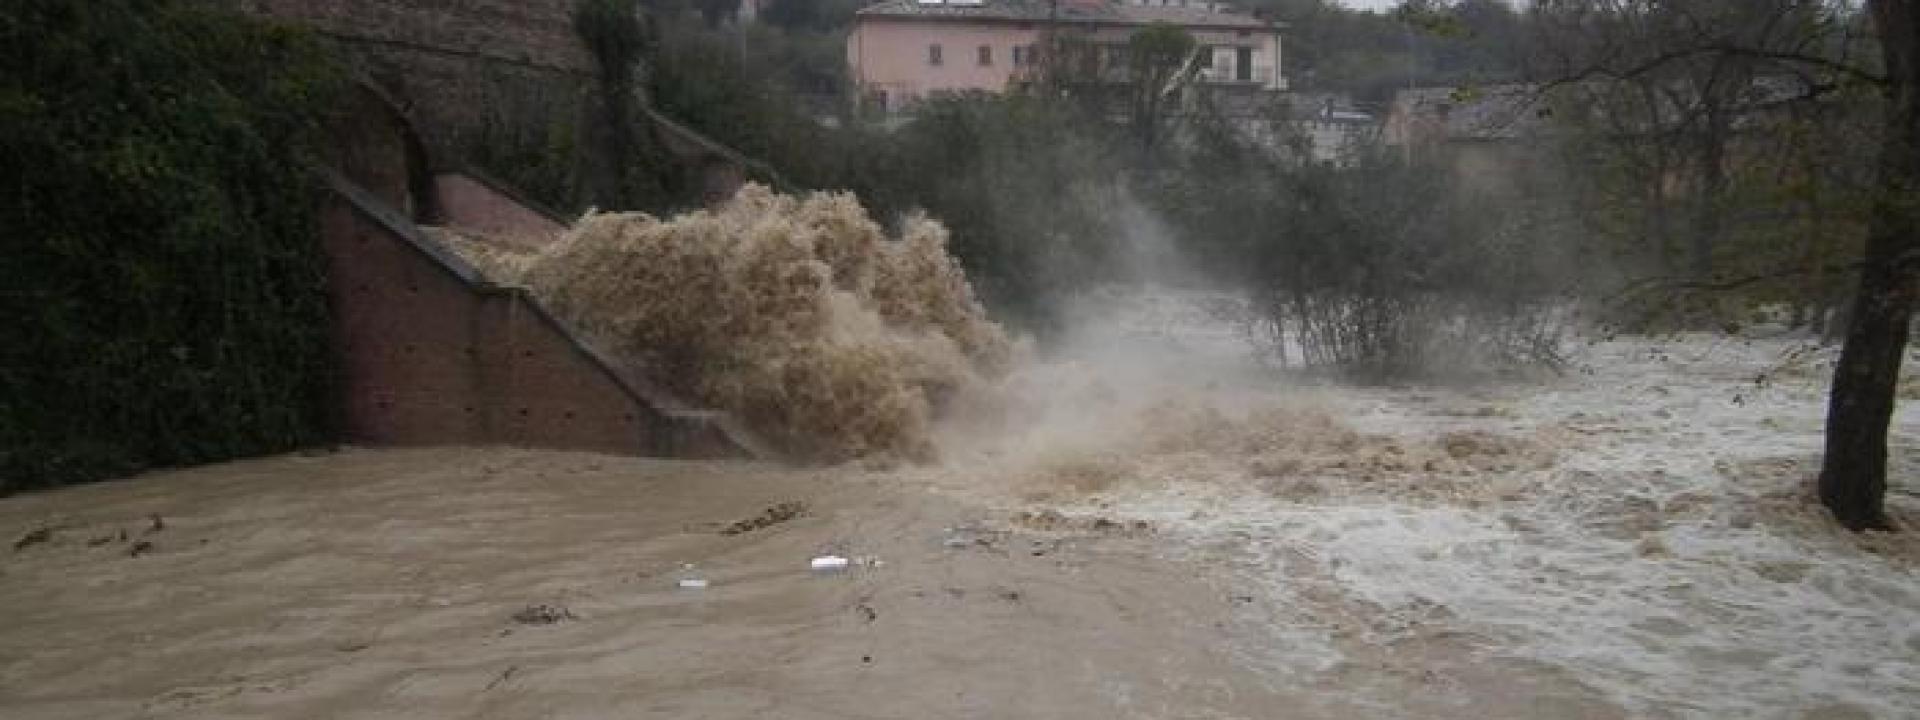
319 177 750 458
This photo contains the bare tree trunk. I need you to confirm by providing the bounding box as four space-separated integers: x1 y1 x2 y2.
1796 123 1824 330
1648 183 1677 273
1820 0 1919 532
1690 106 1730 283
1800 190 1825 329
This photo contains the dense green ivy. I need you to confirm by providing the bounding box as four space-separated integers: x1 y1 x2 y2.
1 0 344 493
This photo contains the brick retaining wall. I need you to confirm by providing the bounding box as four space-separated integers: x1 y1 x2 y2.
320 173 754 458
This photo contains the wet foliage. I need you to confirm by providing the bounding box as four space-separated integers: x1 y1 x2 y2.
0 0 343 492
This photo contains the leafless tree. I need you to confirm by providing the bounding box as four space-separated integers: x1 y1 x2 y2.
1532 1 1867 283
1521 0 1913 530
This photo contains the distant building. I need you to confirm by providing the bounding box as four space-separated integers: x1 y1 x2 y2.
1118 0 1235 9
847 0 1285 113
1381 83 1556 194
1382 84 1552 148
1284 92 1374 165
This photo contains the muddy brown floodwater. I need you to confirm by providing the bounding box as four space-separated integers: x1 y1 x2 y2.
6 301 1919 719
1 446 1622 720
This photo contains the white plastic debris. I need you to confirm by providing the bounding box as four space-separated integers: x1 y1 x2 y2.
941 525 992 549
675 563 708 589
810 555 850 571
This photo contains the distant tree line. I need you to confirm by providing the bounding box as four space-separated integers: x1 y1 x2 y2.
537 0 1576 353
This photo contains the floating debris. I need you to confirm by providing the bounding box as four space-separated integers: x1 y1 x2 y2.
510 604 576 625
720 501 807 536
13 527 53 552
676 563 709 589
483 664 520 692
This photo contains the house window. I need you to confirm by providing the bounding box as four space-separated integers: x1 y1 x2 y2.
1236 46 1253 81
978 45 992 66
929 44 943 66
1012 45 1025 66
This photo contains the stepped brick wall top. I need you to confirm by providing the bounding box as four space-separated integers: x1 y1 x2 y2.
320 172 754 459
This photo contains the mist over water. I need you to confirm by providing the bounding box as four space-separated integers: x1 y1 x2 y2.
433 181 1920 717
924 284 1920 717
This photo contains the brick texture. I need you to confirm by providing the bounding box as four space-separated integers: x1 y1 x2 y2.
319 178 750 458
266 2 763 459
236 0 594 158
241 0 759 206
432 173 566 246
238 0 590 72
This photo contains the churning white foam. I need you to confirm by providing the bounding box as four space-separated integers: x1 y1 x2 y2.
969 291 1920 717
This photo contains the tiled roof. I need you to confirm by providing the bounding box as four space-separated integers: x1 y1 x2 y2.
856 1 1275 30
858 0 1120 22
1118 5 1272 29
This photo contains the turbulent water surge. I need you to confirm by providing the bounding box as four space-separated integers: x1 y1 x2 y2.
926 293 1920 718
6 191 1920 717
442 186 1013 463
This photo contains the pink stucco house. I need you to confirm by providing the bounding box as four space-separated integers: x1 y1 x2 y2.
847 0 1285 112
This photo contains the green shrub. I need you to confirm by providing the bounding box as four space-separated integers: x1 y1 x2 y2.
870 94 1132 331
0 0 344 492
1155 112 1573 379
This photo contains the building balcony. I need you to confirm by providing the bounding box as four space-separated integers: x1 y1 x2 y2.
1198 66 1276 86
1060 65 1280 89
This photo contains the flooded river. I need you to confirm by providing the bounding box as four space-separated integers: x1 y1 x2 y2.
3 299 1917 719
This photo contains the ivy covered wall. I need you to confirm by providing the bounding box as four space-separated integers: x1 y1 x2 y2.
1 0 345 492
